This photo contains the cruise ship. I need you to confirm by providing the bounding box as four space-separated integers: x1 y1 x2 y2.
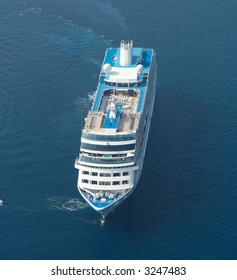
75 40 157 220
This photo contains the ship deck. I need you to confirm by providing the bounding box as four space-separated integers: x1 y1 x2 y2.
84 89 141 133
84 46 154 135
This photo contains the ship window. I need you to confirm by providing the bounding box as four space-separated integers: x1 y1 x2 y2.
105 81 116 86
91 181 97 185
113 173 120 177
82 170 89 175
82 179 88 183
100 173 111 177
118 83 128 87
99 181 111 186
91 172 98 176
123 172 129 176
81 142 135 151
82 132 136 142
122 180 128 185
112 181 120 185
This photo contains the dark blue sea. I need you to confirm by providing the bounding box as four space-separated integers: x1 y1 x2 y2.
0 0 236 260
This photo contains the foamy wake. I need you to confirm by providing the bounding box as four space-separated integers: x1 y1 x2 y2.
88 91 96 102
75 91 96 113
45 196 89 211
0 193 89 213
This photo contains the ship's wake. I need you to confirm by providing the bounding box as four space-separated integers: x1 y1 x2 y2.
0 193 89 213
45 196 89 212
75 94 93 112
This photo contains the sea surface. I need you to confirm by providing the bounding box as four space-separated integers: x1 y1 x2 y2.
0 0 236 260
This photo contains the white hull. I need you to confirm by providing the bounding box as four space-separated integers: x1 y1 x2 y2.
76 69 156 218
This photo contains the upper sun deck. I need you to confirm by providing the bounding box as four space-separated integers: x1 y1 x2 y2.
83 40 155 135
102 45 153 81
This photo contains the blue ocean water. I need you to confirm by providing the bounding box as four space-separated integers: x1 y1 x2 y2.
0 0 236 260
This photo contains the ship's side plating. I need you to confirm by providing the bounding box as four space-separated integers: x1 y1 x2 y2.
75 40 157 218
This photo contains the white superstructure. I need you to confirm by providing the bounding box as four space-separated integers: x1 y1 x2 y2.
75 40 157 219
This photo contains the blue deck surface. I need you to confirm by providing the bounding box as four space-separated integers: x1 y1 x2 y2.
92 47 154 113
104 104 123 129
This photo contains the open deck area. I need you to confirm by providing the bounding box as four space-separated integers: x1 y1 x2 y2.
84 89 141 133
84 43 154 135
